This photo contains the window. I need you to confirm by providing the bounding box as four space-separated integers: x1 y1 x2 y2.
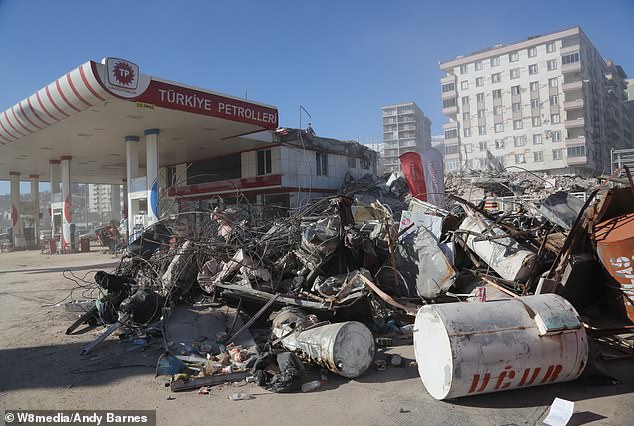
477 93 485 102
515 153 526 163
463 112 470 120
534 151 544 162
511 85 520 95
528 47 537 57
461 80 469 90
361 159 370 169
533 134 543 145
531 99 540 109
442 82 455 92
464 144 473 153
445 144 459 155
549 95 559 106
445 160 460 171
528 64 538 75
553 148 563 160
475 61 483 71
460 64 468 74
445 129 458 139
567 146 586 157
513 119 523 130
490 56 500 67
549 77 558 88
479 125 487 135
530 81 539 92
477 109 486 118
494 106 503 115
552 130 561 141
476 77 484 87
551 113 560 124
495 139 505 149
562 52 580 65
510 68 520 79
462 96 470 106
257 149 272 175
492 89 502 99
348 157 357 168
443 98 457 108
546 42 556 53
464 127 471 137
514 136 526 147
547 59 558 71
479 141 488 151
509 52 519 62
512 102 522 112
532 116 541 127
495 123 504 133
316 152 328 176
491 73 501 83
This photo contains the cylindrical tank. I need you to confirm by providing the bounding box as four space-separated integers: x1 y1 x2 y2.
594 212 634 322
275 320 375 378
413 294 588 400
459 215 537 282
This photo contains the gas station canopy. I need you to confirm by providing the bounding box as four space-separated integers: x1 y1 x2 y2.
0 58 279 183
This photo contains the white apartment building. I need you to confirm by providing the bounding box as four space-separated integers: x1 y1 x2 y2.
88 184 121 221
440 26 631 175
381 102 432 173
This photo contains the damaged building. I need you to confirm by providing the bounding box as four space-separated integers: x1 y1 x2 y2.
164 128 379 212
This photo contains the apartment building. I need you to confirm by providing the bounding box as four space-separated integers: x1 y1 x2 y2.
440 26 631 175
381 102 432 173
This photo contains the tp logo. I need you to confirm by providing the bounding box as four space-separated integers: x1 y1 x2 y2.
106 58 139 89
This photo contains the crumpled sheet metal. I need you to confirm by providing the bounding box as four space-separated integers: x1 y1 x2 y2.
459 215 537 282
411 226 456 299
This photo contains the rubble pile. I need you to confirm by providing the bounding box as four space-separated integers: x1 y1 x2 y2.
63 170 634 401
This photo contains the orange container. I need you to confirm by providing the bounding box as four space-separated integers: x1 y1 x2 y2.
594 212 634 322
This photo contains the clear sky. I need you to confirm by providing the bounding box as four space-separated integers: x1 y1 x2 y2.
1 0 633 195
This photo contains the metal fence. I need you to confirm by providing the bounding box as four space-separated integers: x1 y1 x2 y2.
611 148 634 173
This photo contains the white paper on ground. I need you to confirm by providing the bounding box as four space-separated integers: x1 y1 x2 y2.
543 397 575 426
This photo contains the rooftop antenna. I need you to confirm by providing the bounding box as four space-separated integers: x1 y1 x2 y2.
299 105 311 129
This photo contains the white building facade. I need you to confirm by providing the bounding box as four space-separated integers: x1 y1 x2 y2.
440 27 631 175
381 102 432 173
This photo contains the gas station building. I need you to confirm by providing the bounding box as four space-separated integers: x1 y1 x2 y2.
0 58 377 250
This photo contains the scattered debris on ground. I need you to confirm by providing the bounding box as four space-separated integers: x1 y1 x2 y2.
61 168 634 403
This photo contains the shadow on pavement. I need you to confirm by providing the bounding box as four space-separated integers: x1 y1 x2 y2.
0 340 162 393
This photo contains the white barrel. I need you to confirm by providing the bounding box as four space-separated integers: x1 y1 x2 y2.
459 215 537 282
413 294 588 400
278 321 375 378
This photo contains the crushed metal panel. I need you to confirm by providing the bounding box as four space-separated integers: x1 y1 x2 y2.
413 226 456 298
539 191 585 231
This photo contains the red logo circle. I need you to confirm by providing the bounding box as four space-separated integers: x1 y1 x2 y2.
112 61 135 86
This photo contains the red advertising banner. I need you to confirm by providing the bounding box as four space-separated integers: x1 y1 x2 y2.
134 80 279 129
399 152 427 201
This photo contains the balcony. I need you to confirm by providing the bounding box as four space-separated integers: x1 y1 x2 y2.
562 61 581 73
442 88 457 99
442 105 458 115
443 122 458 130
565 117 585 129
563 99 584 110
567 155 587 166
444 152 460 160
566 136 585 146
562 80 583 91
560 44 580 55
441 74 457 84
